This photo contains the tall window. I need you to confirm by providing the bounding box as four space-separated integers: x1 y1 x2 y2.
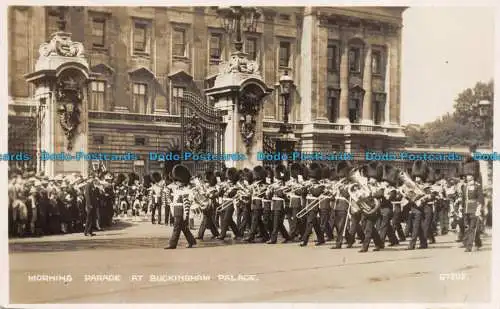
90 81 106 111
246 38 257 60
91 17 106 47
171 86 184 115
373 101 383 125
279 41 290 67
349 47 361 73
210 34 222 60
133 22 148 52
349 91 362 123
46 9 62 37
327 89 338 122
327 44 338 72
132 83 147 114
372 50 382 75
173 29 186 57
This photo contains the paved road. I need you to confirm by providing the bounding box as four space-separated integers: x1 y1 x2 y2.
9 221 492 303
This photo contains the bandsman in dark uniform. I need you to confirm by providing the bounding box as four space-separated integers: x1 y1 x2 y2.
262 166 274 235
378 164 400 246
382 164 406 242
165 164 197 249
406 160 428 250
330 162 350 249
461 158 484 252
300 163 325 247
245 166 270 243
358 162 384 252
319 165 334 242
420 167 438 246
196 171 220 240
266 164 291 244
217 168 242 241
343 161 365 248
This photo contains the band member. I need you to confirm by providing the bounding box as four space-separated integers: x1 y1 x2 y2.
342 161 365 248
461 158 484 252
115 173 128 216
358 162 384 252
406 160 428 250
382 165 406 242
262 166 274 234
300 163 325 247
421 168 438 246
319 165 334 241
237 169 253 236
83 174 100 237
217 168 242 241
149 172 165 224
165 164 197 249
245 166 270 243
379 164 400 246
330 162 349 249
266 164 291 244
196 171 220 240
287 163 305 241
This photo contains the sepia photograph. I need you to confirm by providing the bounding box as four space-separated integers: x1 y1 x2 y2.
5 4 495 304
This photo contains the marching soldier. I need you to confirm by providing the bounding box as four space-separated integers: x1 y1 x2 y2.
149 172 165 224
300 163 325 247
461 158 484 252
266 164 291 244
379 164 400 246
343 161 365 248
165 164 197 249
217 168 242 241
245 166 270 243
382 164 406 242
262 166 274 235
286 163 306 241
330 162 350 249
83 174 100 237
406 160 428 250
237 169 253 236
358 162 384 252
196 171 220 240
319 165 334 242
420 168 438 246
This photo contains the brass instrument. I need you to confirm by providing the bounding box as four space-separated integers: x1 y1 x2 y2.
397 171 427 206
296 182 330 219
347 168 378 214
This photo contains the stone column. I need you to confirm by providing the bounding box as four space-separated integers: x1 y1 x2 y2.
389 36 399 125
361 45 373 125
338 39 349 124
384 43 391 126
299 10 314 123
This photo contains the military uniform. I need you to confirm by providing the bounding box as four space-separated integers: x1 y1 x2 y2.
330 163 349 249
406 161 429 250
245 166 270 243
461 160 484 252
266 164 291 244
217 168 241 240
165 165 196 249
196 172 220 240
286 163 306 241
300 163 325 247
149 172 165 224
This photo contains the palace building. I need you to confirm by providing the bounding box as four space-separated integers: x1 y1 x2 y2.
8 6 407 176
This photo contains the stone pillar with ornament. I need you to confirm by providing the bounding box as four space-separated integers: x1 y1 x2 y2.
25 31 90 177
206 7 273 169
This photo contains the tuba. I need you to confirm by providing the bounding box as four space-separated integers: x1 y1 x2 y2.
398 171 426 205
347 168 378 214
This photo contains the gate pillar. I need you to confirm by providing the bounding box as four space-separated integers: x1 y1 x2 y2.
25 31 90 177
206 51 273 169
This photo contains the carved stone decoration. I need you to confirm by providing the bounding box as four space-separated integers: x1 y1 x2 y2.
39 32 85 58
238 87 264 151
263 135 276 153
184 117 206 153
219 51 260 75
55 78 83 150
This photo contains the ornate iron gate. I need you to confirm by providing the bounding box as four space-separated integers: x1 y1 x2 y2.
180 91 225 176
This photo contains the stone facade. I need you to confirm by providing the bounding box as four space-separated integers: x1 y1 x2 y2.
8 6 407 175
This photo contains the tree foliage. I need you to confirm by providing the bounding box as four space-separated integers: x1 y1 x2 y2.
404 80 493 147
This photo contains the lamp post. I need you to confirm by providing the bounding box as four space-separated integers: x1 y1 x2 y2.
216 6 261 52
275 71 298 165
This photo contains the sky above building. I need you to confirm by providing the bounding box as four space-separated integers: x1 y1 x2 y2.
401 7 494 125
